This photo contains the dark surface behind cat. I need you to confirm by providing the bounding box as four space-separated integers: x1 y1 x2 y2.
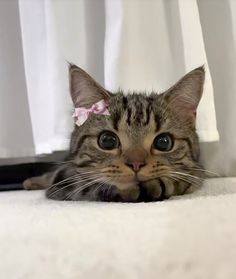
24 64 205 202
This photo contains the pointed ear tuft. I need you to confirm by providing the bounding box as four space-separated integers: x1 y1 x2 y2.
69 63 110 108
164 66 205 114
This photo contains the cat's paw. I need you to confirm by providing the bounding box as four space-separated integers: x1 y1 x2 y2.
116 187 140 202
140 178 176 201
23 173 52 190
23 177 43 190
140 179 164 201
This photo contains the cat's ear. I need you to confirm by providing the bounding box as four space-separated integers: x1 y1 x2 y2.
164 66 205 115
69 64 111 108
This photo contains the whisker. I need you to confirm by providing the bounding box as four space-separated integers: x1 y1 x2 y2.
48 169 100 187
170 171 203 181
47 184 74 199
180 167 219 177
47 173 83 190
47 172 101 191
91 179 111 200
91 184 104 199
66 177 105 200
168 173 202 186
166 175 179 183
47 173 103 196
169 174 198 185
105 184 113 200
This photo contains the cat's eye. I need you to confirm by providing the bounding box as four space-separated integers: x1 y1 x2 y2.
153 133 173 152
98 131 120 150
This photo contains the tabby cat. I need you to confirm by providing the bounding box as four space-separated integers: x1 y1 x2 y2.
23 64 205 202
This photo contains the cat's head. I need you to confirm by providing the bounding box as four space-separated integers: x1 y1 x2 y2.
67 64 204 195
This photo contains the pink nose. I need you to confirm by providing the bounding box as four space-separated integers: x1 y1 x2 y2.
126 161 146 172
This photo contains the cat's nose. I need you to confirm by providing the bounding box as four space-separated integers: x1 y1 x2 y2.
125 161 146 172
123 147 147 172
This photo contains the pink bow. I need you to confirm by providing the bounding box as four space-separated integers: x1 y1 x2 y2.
73 99 110 126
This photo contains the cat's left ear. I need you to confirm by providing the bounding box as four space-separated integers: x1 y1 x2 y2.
69 63 111 108
164 66 205 115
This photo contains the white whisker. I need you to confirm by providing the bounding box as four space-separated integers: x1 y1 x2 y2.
66 177 105 200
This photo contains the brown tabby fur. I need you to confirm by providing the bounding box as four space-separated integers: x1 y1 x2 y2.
23 64 205 202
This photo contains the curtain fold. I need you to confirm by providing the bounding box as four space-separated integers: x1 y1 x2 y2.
0 0 35 158
0 0 221 160
198 0 236 176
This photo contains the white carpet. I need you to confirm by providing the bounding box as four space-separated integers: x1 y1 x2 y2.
1 178 236 279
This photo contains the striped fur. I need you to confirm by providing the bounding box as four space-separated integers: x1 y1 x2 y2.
44 65 205 202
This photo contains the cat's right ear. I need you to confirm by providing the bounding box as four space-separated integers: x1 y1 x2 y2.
69 64 111 108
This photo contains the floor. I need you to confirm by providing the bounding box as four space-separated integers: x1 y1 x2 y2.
0 177 236 279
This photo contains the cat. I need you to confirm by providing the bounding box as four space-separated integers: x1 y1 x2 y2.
23 64 205 202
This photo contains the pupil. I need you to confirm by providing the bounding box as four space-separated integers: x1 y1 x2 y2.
158 137 168 147
98 131 119 150
103 135 116 148
154 133 173 151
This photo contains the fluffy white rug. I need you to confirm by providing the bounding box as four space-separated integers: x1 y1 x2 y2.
0 178 236 279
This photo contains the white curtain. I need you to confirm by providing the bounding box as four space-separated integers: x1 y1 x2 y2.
1 0 234 176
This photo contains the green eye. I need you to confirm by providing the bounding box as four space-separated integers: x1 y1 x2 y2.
98 131 119 150
153 133 173 151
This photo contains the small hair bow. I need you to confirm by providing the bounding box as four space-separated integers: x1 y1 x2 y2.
73 99 110 126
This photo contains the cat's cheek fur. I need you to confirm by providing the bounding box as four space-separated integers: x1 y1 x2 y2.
45 168 76 201
40 65 205 202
